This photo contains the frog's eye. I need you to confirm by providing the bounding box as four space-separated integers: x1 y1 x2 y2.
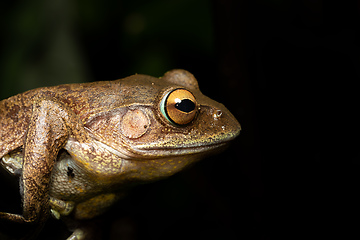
160 89 197 125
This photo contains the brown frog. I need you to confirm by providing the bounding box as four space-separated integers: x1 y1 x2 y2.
0 69 240 239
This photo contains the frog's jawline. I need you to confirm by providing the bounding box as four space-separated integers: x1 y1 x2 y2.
94 140 228 161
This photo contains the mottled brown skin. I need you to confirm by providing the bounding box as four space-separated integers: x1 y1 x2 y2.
0 69 240 239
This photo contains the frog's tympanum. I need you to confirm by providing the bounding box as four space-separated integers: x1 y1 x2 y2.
0 69 240 239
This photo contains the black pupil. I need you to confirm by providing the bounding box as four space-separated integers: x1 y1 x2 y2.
175 99 195 113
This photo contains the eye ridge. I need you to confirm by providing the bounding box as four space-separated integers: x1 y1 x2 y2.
175 99 196 113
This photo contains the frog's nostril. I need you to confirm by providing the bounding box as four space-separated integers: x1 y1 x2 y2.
213 109 222 120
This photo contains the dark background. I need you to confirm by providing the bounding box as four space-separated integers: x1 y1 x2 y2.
1 0 359 239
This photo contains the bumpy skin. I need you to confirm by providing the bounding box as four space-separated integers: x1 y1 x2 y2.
0 69 241 239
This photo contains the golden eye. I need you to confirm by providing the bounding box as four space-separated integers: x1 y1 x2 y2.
160 89 197 125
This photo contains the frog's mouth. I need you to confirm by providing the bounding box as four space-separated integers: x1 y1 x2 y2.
137 142 229 158
94 135 234 160
132 127 240 158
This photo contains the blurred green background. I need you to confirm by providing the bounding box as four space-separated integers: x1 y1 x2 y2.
0 0 214 98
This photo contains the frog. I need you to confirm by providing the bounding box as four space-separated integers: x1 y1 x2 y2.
0 69 241 240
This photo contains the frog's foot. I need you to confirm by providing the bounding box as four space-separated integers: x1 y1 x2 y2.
0 212 41 239
64 220 106 240
50 197 75 220
0 212 28 223
67 229 86 240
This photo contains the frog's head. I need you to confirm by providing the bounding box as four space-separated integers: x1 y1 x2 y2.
85 69 240 181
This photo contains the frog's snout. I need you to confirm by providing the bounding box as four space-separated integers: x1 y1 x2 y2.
212 109 223 120
209 105 241 140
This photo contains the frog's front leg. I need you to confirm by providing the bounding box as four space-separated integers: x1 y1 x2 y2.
0 97 90 239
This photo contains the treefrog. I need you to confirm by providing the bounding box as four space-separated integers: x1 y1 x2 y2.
0 69 240 239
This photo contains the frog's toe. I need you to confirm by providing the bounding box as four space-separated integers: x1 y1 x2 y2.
50 197 75 218
0 212 28 223
0 212 40 239
67 229 86 240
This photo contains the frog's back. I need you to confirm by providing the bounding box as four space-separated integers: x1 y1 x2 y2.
0 81 102 157
0 91 35 158
0 73 184 158
0 78 128 158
